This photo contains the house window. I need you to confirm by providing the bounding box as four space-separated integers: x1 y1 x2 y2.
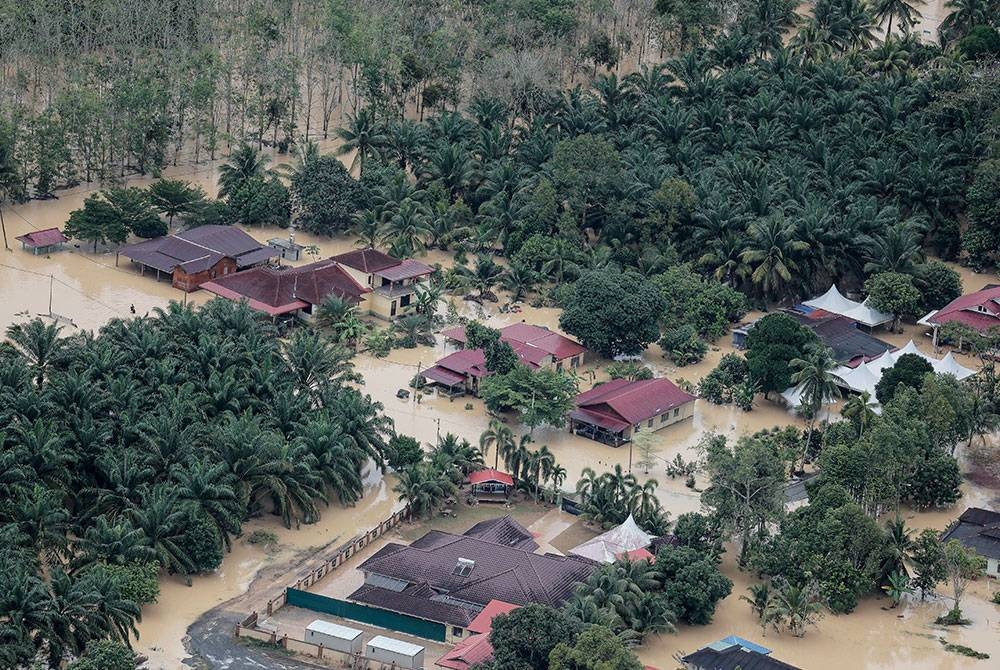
210 270 217 278
452 627 463 638
647 418 653 428
634 424 641 433
556 361 563 372
400 294 411 307
571 356 580 368
660 414 668 423
223 266 230 275
674 408 680 417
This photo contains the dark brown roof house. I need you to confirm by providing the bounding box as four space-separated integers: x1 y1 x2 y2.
349 516 597 629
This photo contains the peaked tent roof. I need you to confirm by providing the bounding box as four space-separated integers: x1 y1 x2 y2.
569 514 655 563
803 285 892 327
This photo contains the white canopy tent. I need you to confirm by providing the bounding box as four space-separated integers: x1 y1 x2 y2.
569 514 654 564
803 285 892 328
781 340 975 409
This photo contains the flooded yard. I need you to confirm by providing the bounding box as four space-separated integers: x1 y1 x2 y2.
2 148 999 669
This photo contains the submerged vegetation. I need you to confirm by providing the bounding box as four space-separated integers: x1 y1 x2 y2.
0 301 392 667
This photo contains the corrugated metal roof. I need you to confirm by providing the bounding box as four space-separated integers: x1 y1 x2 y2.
574 378 695 425
367 635 424 657
306 619 363 640
377 259 434 281
16 228 67 247
332 248 400 273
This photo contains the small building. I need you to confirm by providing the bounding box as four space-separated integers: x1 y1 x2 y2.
16 228 68 255
366 635 425 669
466 468 514 503
919 285 1000 346
941 507 1000 577
304 619 364 654
569 378 696 446
331 248 434 320
267 236 304 261
200 259 369 321
117 225 278 291
442 323 588 372
681 637 801 670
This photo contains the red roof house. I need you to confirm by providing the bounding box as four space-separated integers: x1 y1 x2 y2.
443 323 588 369
16 228 68 254
201 259 369 317
436 601 520 670
920 286 1000 340
569 378 696 446
467 468 515 503
419 344 547 397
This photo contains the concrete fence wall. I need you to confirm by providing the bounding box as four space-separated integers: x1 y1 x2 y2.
236 505 412 645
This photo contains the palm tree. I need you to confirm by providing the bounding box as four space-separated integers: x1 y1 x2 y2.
129 488 196 575
499 263 539 302
741 583 773 632
171 460 243 550
765 580 824 637
454 255 505 301
862 222 923 275
479 419 515 470
293 421 365 504
218 144 269 198
281 329 359 398
393 463 457 519
392 314 435 348
72 516 156 570
432 433 484 477
380 198 432 258
352 210 381 248
871 0 923 38
412 283 443 317
11 484 69 565
740 215 809 302
789 343 842 471
5 319 64 387
336 107 387 176
841 391 877 437
883 516 913 577
275 138 321 182
941 0 993 42
326 390 393 468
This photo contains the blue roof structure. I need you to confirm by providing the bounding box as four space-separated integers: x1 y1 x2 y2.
707 636 772 655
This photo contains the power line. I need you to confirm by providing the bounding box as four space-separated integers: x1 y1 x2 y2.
0 262 123 316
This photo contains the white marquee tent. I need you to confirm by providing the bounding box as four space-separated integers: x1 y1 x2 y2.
781 340 975 408
803 285 893 328
569 514 654 564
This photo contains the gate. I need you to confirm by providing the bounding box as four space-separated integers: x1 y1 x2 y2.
285 588 447 642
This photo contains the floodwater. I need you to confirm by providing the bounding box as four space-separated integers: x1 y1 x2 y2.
2 146 1000 669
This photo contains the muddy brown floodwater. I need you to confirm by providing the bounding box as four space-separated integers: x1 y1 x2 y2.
2 145 1000 668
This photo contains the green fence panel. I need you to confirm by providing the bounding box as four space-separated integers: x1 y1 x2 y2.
286 588 447 642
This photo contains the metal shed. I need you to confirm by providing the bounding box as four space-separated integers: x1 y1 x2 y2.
305 619 364 654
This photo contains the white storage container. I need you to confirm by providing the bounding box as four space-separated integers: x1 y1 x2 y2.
305 619 364 654
366 635 425 669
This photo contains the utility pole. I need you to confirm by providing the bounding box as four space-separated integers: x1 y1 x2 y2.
47 274 53 316
0 206 9 251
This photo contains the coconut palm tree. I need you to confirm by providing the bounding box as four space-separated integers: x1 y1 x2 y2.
336 107 387 176
789 343 842 471
841 391 877 437
871 0 923 38
741 583 773 632
940 0 994 42
883 516 913 576
454 254 505 301
380 198 432 257
479 419 515 470
218 144 269 198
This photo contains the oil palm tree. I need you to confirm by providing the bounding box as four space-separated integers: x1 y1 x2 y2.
72 516 156 571
336 107 387 176
393 463 457 519
789 343 842 471
170 460 243 550
351 210 381 248
740 215 809 302
862 222 923 275
281 329 359 398
454 254 505 301
764 580 824 637
5 319 64 387
128 488 196 575
741 583 773 632
11 484 69 565
326 390 393 468
218 144 269 198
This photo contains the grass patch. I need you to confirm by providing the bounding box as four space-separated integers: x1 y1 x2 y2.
939 639 990 660
246 529 279 549
935 607 971 626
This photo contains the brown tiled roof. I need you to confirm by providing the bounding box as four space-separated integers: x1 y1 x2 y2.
331 247 400 273
441 323 587 362
201 260 369 314
349 584 477 627
358 526 595 609
376 259 434 282
463 515 537 550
